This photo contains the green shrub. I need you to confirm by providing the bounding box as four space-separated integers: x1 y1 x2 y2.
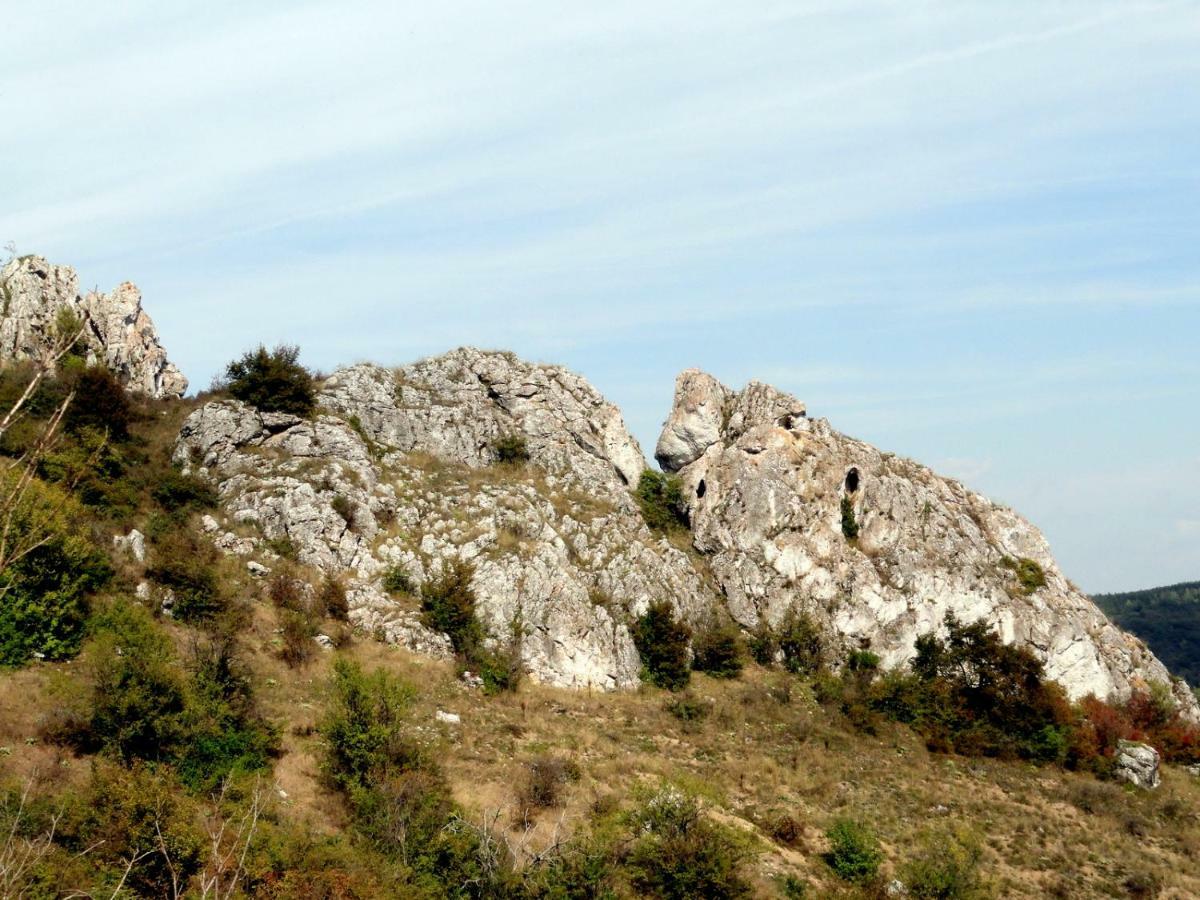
1000 556 1046 595
778 611 825 676
494 434 531 465
64 365 132 440
902 828 985 899
419 560 484 659
824 817 882 882
279 608 318 668
691 619 745 679
840 495 860 540
748 621 778 666
665 692 709 725
382 564 415 596
222 343 316 417
846 649 880 673
321 658 421 791
625 789 752 899
0 474 111 666
152 469 217 514
636 469 689 532
85 601 189 762
145 529 224 622
633 601 692 691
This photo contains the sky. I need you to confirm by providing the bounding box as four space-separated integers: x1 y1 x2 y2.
1 1 1197 593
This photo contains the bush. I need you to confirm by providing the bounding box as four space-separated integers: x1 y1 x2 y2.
824 818 882 883
625 789 752 899
152 469 217 515
279 608 318 668
381 564 415 596
517 755 580 811
331 493 356 529
691 619 745 679
665 692 709 726
64 365 132 440
902 829 984 899
636 469 689 532
0 474 111 666
145 529 224 622
633 601 691 691
840 495 860 540
321 658 421 792
419 560 484 659
1000 556 1046 595
320 576 350 621
778 611 825 676
748 621 779 666
222 343 316 417
494 434 530 465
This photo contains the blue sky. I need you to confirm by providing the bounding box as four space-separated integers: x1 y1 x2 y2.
2 1 1197 592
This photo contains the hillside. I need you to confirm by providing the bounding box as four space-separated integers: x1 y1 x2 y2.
1095 583 1200 688
0 255 1199 898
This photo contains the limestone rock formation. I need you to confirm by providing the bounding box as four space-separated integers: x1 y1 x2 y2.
1114 740 1161 789
0 255 186 397
174 349 713 689
656 369 1198 715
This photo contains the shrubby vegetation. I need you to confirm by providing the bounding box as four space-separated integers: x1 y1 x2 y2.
636 469 689 532
840 495 860 540
220 343 316 417
633 600 692 691
691 617 745 679
493 434 531 465
824 817 882 883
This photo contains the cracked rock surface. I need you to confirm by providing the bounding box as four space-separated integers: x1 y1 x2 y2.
657 369 1198 716
0 255 187 397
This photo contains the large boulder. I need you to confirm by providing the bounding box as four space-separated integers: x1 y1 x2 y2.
657 369 1199 716
0 255 186 398
175 351 715 689
1114 741 1161 789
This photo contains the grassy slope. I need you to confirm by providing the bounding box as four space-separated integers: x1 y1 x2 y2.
0 391 1198 897
3 616 1199 898
1095 583 1200 688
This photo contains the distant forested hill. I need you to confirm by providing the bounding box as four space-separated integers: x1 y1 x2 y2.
1095 581 1200 687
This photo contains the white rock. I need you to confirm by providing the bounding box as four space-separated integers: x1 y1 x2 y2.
435 710 461 725
113 529 146 563
1114 741 1161 789
0 255 186 397
247 561 270 577
314 633 334 650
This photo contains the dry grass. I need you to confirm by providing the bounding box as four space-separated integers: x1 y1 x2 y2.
2 606 1198 897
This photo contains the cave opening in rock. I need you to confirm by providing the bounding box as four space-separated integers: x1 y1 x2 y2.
845 468 859 493
696 479 706 498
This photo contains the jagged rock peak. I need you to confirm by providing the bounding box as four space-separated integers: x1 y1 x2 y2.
656 368 806 472
0 254 187 398
658 369 1198 717
322 347 646 490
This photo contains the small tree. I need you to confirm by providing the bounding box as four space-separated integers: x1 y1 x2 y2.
633 601 691 691
636 470 689 532
691 618 745 679
222 344 315 417
840 496 860 540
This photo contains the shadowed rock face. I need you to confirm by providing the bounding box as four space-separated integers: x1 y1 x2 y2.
0 255 187 398
656 369 1199 716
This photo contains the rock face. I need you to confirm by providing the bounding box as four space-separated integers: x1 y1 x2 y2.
0 255 186 398
174 349 713 689
1114 741 1161 789
656 369 1198 716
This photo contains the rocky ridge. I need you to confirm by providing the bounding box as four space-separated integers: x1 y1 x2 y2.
656 369 1198 715
0 254 186 397
175 349 714 689
171 348 1199 714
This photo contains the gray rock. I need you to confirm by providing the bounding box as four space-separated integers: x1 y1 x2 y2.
113 529 146 563
1114 740 1161 789
0 255 186 397
658 370 1199 717
174 352 715 689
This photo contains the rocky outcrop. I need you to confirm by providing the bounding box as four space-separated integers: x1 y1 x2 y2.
1114 741 1161 789
174 350 714 689
657 369 1198 716
0 255 186 397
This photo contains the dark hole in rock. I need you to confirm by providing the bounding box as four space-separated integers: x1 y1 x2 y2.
696 479 706 498
845 468 860 493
